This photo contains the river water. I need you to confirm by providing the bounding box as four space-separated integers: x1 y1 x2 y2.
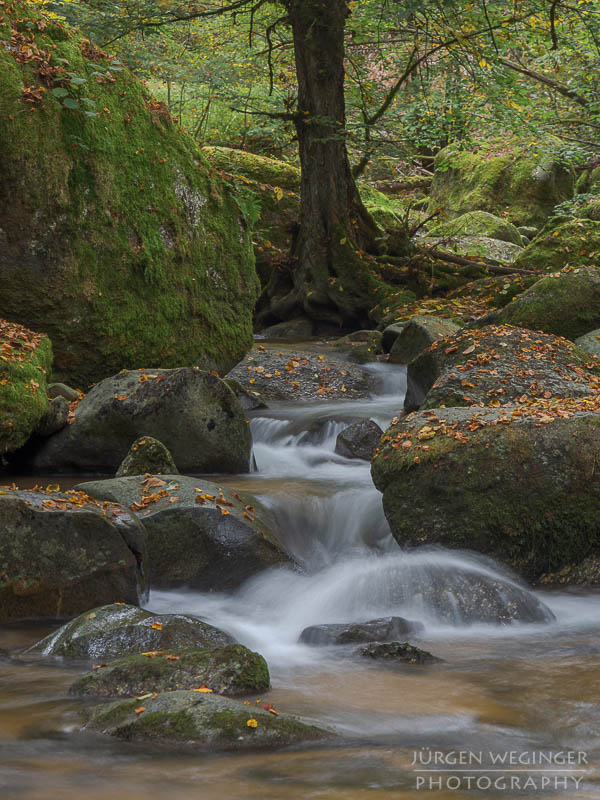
2 358 600 799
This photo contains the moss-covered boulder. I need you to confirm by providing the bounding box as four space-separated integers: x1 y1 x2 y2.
389 316 460 365
0 319 53 453
0 3 258 388
334 419 383 461
24 603 231 659
75 475 291 591
227 344 376 401
423 235 524 264
116 436 178 478
495 267 600 341
372 406 600 580
0 489 147 623
70 644 269 698
427 211 523 245
26 367 251 474
575 329 600 356
404 325 599 413
332 330 383 364
81 689 331 750
429 142 574 227
514 219 600 272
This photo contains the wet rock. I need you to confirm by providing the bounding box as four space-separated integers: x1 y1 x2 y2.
257 317 314 340
0 490 147 623
227 345 375 401
47 383 81 402
372 405 600 582
116 437 178 478
359 642 443 664
575 329 600 357
35 396 69 437
404 325 599 413
75 475 291 591
335 420 383 461
81 690 332 749
389 316 460 365
26 368 251 475
333 330 383 364
299 616 423 646
23 604 232 659
224 378 268 412
70 644 269 697
495 266 600 341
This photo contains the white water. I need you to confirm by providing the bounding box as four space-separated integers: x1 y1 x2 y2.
146 357 580 670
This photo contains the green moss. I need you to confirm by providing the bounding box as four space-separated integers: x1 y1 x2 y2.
428 211 523 245
0 2 258 387
121 710 197 740
515 219 600 272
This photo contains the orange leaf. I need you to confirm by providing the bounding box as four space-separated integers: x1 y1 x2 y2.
134 706 146 714
151 622 163 631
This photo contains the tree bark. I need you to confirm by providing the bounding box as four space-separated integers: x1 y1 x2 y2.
262 0 385 328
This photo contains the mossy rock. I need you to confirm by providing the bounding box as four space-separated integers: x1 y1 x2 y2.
514 219 600 272
70 644 269 697
404 325 599 413
575 329 600 357
24 603 231 659
538 555 600 587
0 319 53 453
0 3 258 388
332 330 383 364
495 266 600 341
26 367 251 474
388 316 460 365
423 235 524 264
427 211 523 245
429 142 574 227
81 690 332 749
576 196 600 222
372 407 600 581
0 490 146 623
116 436 178 477
75 475 291 591
448 274 539 310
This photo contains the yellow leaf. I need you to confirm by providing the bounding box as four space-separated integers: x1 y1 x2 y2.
151 622 163 630
273 187 283 202
247 718 258 728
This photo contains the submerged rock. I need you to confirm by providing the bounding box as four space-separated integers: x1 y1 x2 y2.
495 266 600 341
24 604 231 660
372 405 600 582
0 491 146 623
81 690 332 749
335 420 383 461
299 617 423 646
27 368 251 474
76 475 291 591
116 436 178 478
70 644 269 697
359 642 442 664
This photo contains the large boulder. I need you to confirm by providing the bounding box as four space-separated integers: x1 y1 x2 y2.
299 617 422 646
495 267 600 341
404 325 599 413
514 219 600 272
75 475 291 591
24 603 232 659
372 405 600 581
81 689 331 749
335 420 383 461
227 345 376 402
0 319 53 454
426 211 523 245
25 368 251 474
70 644 269 697
388 316 460 365
0 3 258 388
0 489 147 623
428 142 574 227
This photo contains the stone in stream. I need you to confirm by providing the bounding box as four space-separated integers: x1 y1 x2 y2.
75 475 292 591
24 367 252 475
359 642 443 664
299 616 424 646
335 420 383 461
70 644 269 698
0 490 147 623
115 436 179 478
23 604 232 660
387 316 460 365
81 690 332 749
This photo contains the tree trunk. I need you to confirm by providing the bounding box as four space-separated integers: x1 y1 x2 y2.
261 0 384 329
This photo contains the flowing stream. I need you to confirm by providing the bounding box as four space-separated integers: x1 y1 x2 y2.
2 356 600 799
